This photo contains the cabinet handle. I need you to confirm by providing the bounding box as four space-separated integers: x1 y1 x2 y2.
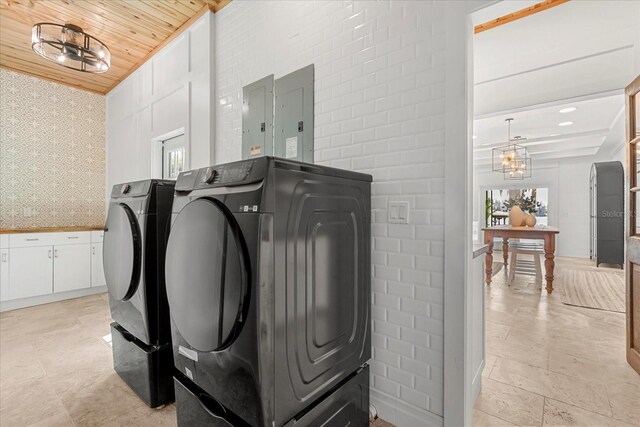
26 238 39 241
92 246 96 255
1 253 7 263
54 249 58 258
67 236 79 239
48 250 52 259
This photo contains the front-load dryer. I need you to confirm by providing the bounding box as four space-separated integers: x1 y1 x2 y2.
103 179 175 407
165 157 371 426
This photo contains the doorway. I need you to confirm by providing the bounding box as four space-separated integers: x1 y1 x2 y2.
465 1 640 426
161 134 186 180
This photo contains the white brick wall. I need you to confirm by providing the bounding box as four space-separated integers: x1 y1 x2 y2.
215 1 448 424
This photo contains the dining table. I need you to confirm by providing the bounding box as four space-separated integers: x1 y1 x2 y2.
482 225 560 294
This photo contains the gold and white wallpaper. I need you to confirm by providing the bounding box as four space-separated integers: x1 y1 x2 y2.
0 69 105 229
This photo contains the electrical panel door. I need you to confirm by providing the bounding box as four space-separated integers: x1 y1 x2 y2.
274 65 314 163
242 75 274 159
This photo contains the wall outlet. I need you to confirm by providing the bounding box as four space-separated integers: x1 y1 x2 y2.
388 201 409 224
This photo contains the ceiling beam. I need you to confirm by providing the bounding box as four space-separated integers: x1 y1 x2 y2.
474 0 570 34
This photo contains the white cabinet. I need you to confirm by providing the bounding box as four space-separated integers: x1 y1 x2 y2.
54 244 91 293
91 244 106 287
0 231 107 309
8 246 53 300
90 231 105 288
0 248 9 302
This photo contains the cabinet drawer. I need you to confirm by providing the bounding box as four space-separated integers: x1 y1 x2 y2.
0 235 8 249
9 233 56 248
91 230 104 243
50 232 91 246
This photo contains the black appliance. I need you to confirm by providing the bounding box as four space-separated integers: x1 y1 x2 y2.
165 157 371 426
103 179 175 407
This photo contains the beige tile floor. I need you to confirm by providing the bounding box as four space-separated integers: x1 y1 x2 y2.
0 293 392 426
473 256 640 426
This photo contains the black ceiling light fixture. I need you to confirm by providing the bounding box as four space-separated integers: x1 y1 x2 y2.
31 22 110 73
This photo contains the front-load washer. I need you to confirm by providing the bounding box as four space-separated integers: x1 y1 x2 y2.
165 157 371 426
103 179 175 407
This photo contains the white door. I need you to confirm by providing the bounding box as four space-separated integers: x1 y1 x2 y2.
162 134 186 180
91 244 106 287
8 246 53 300
54 244 91 292
0 249 9 301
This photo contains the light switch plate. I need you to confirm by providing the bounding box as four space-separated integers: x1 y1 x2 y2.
388 201 409 224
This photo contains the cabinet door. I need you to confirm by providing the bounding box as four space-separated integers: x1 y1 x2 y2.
91 244 106 287
8 246 53 300
0 249 9 301
54 244 91 293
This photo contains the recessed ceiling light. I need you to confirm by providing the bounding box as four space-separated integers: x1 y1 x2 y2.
559 107 576 113
558 121 573 127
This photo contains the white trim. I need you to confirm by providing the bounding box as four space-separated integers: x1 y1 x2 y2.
443 1 494 426
1 286 107 312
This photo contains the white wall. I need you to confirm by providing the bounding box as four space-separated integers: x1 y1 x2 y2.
106 12 215 192
213 1 485 425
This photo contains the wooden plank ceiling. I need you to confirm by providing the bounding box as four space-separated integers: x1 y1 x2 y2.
0 0 230 95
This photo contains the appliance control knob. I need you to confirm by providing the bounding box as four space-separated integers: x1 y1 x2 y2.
204 168 217 184
121 184 131 194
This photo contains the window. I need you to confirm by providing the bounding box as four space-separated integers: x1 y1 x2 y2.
485 188 549 226
162 134 185 180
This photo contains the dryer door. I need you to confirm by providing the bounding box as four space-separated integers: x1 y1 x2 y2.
103 203 142 301
165 198 250 353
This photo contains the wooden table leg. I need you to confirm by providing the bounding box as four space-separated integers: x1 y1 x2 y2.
544 234 556 294
485 241 494 286
502 238 509 267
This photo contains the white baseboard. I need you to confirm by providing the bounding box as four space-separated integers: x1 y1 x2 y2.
1 286 107 312
370 388 443 427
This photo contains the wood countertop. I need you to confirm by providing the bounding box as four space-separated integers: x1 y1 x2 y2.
482 225 559 233
0 226 105 234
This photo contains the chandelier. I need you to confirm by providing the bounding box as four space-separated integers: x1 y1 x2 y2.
32 23 110 73
492 118 531 180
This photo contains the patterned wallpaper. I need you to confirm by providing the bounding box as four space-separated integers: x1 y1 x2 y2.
0 69 106 229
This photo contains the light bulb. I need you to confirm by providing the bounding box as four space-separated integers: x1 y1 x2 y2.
57 55 65 63
98 50 104 58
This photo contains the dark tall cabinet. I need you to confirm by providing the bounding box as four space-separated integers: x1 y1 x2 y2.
590 161 624 267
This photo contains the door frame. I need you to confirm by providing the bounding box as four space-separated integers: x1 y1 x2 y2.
625 73 640 374
443 1 495 426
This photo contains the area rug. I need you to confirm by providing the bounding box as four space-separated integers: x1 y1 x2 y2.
557 269 625 313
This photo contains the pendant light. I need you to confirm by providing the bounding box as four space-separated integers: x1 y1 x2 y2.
491 118 531 180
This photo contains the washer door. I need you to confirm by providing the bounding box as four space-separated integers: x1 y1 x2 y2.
165 198 250 353
103 203 142 301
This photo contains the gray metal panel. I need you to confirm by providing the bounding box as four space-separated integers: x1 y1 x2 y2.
285 366 369 427
242 75 274 159
274 65 314 163
273 165 371 425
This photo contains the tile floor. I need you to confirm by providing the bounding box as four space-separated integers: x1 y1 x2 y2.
473 256 639 426
0 293 391 426
2 256 636 426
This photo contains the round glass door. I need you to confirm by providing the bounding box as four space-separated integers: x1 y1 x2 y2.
165 198 250 352
103 203 142 301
